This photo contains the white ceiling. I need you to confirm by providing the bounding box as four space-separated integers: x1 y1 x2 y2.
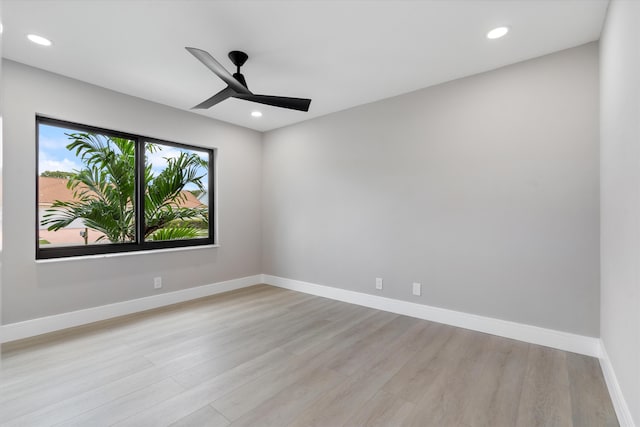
1 0 608 132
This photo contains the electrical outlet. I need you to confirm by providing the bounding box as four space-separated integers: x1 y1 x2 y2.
412 282 421 296
375 278 383 290
154 277 162 289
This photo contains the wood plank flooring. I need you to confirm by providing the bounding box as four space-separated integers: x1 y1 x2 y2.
0 285 618 426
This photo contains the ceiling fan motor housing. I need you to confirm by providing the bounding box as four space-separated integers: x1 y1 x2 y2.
229 51 249 89
233 72 248 89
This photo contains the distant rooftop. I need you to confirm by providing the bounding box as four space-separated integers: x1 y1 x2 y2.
38 176 205 208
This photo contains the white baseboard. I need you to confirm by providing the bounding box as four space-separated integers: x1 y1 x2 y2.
262 274 601 358
0 274 262 344
0 272 604 359
600 341 636 427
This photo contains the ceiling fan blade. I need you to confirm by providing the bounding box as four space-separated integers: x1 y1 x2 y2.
234 94 311 112
185 47 251 95
192 86 236 109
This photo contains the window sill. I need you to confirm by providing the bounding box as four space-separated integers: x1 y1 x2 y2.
35 244 220 264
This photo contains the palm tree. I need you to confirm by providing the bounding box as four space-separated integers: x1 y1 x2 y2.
42 132 208 243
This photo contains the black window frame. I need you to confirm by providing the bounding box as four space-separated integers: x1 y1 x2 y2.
36 116 215 260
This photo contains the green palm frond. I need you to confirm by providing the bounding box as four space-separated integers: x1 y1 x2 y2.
147 227 201 241
144 151 207 237
43 133 208 244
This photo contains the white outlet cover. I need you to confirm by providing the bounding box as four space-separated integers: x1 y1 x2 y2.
412 282 421 296
375 278 383 290
154 277 162 289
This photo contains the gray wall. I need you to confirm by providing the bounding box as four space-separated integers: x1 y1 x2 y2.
600 0 640 423
262 43 600 337
0 4 4 331
1 42 603 340
1 61 263 324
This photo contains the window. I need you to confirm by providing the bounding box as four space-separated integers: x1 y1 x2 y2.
36 116 214 259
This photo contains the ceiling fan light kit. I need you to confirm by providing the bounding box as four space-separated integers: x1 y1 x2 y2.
186 47 312 112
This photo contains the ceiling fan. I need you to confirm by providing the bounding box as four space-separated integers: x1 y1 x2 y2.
186 47 312 112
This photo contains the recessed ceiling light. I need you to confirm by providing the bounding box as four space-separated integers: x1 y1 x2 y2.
487 26 509 40
27 34 52 46
251 111 262 118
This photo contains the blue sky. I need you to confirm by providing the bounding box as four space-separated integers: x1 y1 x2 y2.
38 124 84 174
39 123 208 193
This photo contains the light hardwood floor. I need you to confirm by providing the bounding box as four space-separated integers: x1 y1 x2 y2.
0 285 618 426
